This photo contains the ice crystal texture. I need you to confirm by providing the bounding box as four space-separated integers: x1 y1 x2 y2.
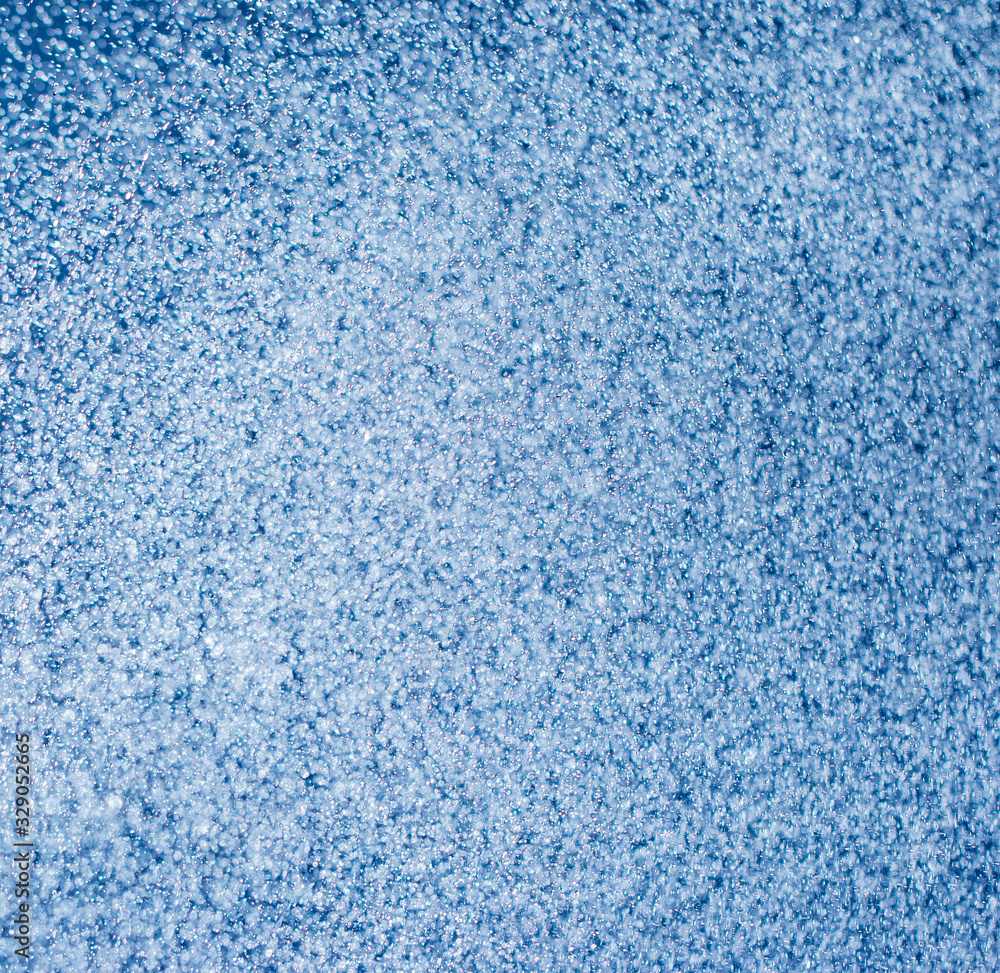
2 2 999 971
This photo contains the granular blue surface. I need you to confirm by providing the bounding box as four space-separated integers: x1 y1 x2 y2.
1 2 999 970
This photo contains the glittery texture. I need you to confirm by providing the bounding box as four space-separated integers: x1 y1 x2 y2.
2 3 999 970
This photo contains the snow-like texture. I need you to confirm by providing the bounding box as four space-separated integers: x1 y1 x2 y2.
2 2 999 970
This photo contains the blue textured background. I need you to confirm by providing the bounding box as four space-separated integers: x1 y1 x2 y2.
2 2 999 970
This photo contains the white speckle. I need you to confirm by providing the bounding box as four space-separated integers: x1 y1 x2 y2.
4 4 996 970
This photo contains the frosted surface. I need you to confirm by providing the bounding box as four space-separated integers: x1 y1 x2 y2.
1 2 999 970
